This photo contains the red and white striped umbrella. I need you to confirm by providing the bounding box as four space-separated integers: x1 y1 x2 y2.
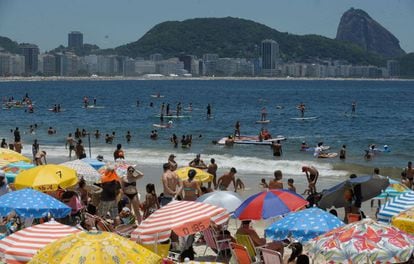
0 221 80 264
131 200 230 244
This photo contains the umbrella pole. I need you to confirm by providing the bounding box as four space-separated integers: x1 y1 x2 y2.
87 133 92 158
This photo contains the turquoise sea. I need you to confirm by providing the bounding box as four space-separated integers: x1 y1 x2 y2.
0 79 413 183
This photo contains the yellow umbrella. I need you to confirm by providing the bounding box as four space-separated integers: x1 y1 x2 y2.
391 206 414 234
0 148 31 163
14 164 78 191
176 166 213 183
29 231 162 264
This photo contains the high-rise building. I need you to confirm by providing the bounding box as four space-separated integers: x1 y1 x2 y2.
0 53 11 76
387 60 400 78
68 31 83 49
261 39 280 76
41 54 56 76
20 44 39 75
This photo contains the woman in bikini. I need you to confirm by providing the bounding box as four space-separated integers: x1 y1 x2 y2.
142 183 160 219
120 166 144 224
181 169 202 201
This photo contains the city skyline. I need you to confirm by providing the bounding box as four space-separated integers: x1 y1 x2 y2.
0 0 413 53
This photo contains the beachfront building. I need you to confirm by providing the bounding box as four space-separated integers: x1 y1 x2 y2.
62 52 80 76
68 31 83 50
97 55 118 76
215 58 254 76
202 53 219 76
0 52 11 76
135 59 156 75
20 43 39 75
149 53 163 61
82 55 98 74
387 60 400 78
39 54 56 76
155 58 185 76
261 39 280 76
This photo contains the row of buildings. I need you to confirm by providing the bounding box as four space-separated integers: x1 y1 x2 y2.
0 33 401 78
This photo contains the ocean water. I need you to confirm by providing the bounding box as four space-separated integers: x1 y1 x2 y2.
1 79 413 184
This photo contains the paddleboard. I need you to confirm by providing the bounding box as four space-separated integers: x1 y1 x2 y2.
150 95 165 98
152 124 172 128
255 120 271 124
84 105 105 109
217 135 286 146
48 108 65 112
318 152 338 158
154 115 191 119
291 116 318 120
344 113 358 118
301 146 330 152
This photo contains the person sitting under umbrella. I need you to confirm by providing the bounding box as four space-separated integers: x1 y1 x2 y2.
236 220 284 257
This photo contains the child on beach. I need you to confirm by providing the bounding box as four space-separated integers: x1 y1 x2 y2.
259 178 268 191
142 183 160 219
235 178 245 191
287 178 296 193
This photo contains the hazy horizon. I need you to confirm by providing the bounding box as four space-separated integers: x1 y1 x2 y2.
0 0 413 53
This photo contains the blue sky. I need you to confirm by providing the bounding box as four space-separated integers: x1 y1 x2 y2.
0 0 413 53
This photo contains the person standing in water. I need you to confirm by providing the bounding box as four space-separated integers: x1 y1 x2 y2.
234 121 241 138
261 107 267 121
298 103 305 118
207 103 212 118
351 101 356 114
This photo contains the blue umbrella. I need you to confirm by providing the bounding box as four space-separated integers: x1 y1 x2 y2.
81 158 105 170
0 188 71 218
265 207 344 242
378 191 414 223
2 161 35 183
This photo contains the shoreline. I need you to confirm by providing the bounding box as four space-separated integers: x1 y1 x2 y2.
0 76 412 82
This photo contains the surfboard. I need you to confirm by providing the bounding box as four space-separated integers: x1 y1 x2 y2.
318 152 338 158
154 115 191 119
291 116 318 120
302 146 330 152
255 120 271 124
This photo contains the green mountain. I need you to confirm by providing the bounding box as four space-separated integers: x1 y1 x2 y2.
0 36 20 54
115 17 383 66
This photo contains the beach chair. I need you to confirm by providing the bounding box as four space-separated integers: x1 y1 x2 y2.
257 247 282 264
202 228 231 260
235 234 262 261
230 242 260 264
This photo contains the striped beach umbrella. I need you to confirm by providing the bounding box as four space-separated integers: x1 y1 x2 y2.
60 159 101 183
131 200 230 244
378 191 414 223
233 189 308 220
374 179 411 199
0 221 80 264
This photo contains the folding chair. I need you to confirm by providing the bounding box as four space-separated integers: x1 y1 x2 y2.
230 242 260 264
257 247 282 264
235 234 264 262
202 228 231 260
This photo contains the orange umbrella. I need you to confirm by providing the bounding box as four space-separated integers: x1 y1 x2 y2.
100 169 119 183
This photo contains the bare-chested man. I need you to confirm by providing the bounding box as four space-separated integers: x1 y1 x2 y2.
65 133 76 159
268 170 283 189
302 165 319 194
207 158 218 189
405 161 414 189
216 167 237 192
161 163 181 206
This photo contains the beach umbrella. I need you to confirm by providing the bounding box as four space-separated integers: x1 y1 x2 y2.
196 191 243 213
14 164 78 192
265 207 344 242
377 191 414 223
0 220 80 264
60 159 101 183
318 175 389 209
391 207 414 235
0 159 12 167
0 149 31 163
2 161 35 183
82 157 105 170
175 166 213 183
131 200 230 244
0 188 71 218
374 179 410 199
29 231 161 264
306 218 414 264
233 189 308 220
